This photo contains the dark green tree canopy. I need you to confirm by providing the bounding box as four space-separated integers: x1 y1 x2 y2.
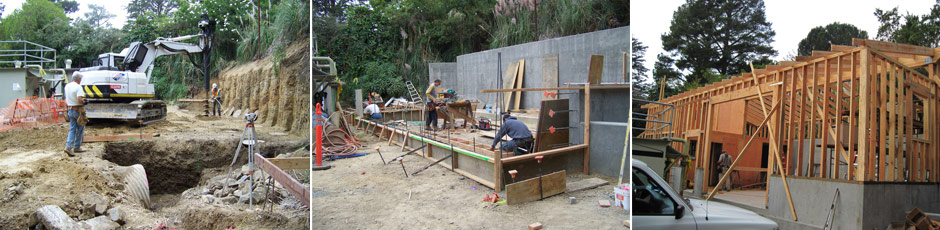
874 4 940 47
49 0 79 14
661 0 777 85
126 0 178 19
797 22 867 56
631 37 649 99
0 0 71 50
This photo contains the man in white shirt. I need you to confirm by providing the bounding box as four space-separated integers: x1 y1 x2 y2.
364 102 382 120
64 73 86 157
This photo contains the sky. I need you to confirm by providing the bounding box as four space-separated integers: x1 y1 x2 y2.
2 0 130 28
631 0 937 83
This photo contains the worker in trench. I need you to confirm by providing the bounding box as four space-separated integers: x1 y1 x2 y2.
211 83 222 116
364 101 382 120
64 73 88 157
425 79 442 131
489 113 534 156
717 150 733 191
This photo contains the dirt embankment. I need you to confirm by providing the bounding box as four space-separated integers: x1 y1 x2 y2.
217 40 311 138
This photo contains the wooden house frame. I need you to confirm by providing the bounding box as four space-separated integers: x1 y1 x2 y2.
640 39 940 206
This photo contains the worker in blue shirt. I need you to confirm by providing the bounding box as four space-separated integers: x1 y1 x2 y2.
490 113 534 155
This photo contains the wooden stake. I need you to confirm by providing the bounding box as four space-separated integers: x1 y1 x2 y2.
584 84 591 175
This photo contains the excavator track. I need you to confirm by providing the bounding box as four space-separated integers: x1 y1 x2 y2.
85 100 166 125
132 100 167 125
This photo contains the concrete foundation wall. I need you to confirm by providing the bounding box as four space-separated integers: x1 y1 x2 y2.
768 176 863 229
861 183 940 229
575 89 629 178
429 26 629 109
767 175 940 229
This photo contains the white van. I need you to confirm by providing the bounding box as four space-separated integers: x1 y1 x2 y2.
632 159 778 230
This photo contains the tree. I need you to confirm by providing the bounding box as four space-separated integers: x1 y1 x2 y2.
631 37 650 100
874 5 940 47
126 0 178 19
797 22 867 56
651 53 684 100
83 5 115 28
64 4 123 67
48 0 79 14
0 0 72 50
661 0 776 86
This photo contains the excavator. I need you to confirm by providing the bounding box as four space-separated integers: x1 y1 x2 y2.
77 17 215 124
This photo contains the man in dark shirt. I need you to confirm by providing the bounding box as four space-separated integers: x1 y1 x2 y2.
490 113 534 155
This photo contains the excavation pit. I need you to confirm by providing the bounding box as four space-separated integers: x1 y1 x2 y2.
102 138 306 195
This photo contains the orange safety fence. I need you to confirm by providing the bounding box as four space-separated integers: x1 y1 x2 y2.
0 97 68 131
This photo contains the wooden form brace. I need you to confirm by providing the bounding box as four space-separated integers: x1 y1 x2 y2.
642 41 940 188
253 153 309 207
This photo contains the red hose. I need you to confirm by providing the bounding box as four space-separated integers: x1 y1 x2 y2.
322 126 362 157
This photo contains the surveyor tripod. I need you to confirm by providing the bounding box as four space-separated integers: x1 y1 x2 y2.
223 113 261 209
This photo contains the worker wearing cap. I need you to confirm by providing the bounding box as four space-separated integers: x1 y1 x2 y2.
425 79 441 130
489 113 534 156
64 73 87 157
718 150 733 191
211 83 222 116
364 102 382 120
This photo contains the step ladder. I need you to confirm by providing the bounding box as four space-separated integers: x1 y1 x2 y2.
405 81 423 103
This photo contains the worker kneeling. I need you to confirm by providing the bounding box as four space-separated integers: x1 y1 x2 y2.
364 102 382 120
490 113 534 156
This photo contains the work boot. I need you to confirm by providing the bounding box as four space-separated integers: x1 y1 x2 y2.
65 148 75 157
73 148 87 153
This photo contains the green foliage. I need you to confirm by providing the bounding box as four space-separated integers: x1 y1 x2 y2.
127 0 178 19
49 0 79 14
62 5 125 67
874 5 940 47
0 0 72 65
490 0 628 48
631 37 650 100
649 53 685 101
797 22 868 56
662 0 776 86
328 5 400 99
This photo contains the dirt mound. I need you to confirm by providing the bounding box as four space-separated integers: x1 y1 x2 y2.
180 205 307 229
218 40 310 137
0 125 67 151
0 157 116 228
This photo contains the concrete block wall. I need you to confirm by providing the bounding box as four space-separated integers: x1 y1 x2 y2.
768 176 940 229
427 26 629 179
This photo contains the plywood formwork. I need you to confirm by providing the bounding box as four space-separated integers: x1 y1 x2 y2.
641 39 940 190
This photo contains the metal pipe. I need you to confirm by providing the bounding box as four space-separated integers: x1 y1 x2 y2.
311 56 337 76
579 121 629 127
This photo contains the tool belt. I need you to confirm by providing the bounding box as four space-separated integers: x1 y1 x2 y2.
68 106 88 126
514 137 534 153
426 101 437 111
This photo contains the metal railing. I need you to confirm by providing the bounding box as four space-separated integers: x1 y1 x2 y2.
632 98 674 140
0 40 57 69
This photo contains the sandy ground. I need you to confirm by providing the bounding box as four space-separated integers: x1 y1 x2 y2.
0 105 310 229
312 134 629 230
